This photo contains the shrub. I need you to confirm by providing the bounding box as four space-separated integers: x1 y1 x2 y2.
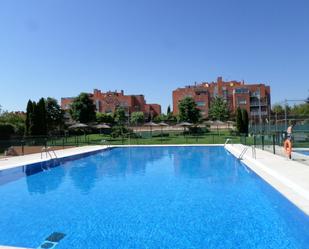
0 124 15 139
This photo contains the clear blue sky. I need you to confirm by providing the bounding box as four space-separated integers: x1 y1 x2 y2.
0 0 308 113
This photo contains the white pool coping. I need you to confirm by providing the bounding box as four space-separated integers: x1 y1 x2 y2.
0 145 108 171
0 247 31 249
225 144 309 215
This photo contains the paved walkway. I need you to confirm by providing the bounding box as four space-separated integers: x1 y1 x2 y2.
225 144 309 215
0 145 107 171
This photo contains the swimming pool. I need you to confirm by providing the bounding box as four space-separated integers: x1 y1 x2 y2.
295 150 309 156
0 146 309 249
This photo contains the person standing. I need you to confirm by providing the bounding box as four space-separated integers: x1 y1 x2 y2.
286 123 295 140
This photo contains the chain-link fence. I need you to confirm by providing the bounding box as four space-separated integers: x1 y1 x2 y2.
0 131 247 156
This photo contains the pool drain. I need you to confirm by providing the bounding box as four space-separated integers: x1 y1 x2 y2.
36 232 66 249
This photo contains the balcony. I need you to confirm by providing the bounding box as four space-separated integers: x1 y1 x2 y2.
250 111 268 116
250 101 268 107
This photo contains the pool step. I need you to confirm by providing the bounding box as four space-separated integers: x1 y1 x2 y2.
36 232 66 249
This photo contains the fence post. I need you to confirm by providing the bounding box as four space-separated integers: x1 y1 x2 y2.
262 135 264 150
62 138 65 149
272 134 276 154
21 139 24 156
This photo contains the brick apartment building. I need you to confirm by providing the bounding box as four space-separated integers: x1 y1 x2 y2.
61 89 161 119
173 77 271 121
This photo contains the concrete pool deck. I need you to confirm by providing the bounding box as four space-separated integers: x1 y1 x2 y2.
225 143 309 215
0 145 108 171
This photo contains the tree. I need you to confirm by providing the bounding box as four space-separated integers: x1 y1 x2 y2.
272 104 285 115
130 112 144 126
236 108 249 135
70 93 96 123
46 97 64 133
29 98 47 135
0 111 26 136
26 98 47 136
236 107 243 134
241 109 249 135
96 112 114 124
167 105 171 115
290 103 309 116
0 124 15 139
178 97 201 123
154 114 167 122
25 100 33 135
114 107 127 126
208 97 229 121
38 98 47 135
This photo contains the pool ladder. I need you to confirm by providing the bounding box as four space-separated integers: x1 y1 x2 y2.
224 138 232 147
238 146 256 160
41 146 58 159
238 146 248 160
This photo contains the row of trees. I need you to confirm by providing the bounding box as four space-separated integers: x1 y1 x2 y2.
25 98 64 136
1 92 249 138
177 96 230 123
0 105 26 139
272 103 309 116
176 96 248 134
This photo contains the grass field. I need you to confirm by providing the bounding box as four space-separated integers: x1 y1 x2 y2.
1 130 308 156
46 131 246 146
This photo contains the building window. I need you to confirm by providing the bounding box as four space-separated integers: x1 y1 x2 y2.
196 101 205 106
184 94 192 98
234 88 249 94
251 90 261 97
95 100 100 111
120 102 128 107
238 99 247 105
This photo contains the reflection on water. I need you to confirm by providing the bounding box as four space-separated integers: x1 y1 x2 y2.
26 163 65 194
24 146 242 195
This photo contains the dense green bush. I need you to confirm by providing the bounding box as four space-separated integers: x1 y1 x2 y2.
0 124 15 139
151 133 169 138
111 125 133 138
189 126 209 134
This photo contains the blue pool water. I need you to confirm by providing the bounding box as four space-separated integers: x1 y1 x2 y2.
295 150 309 156
0 146 309 249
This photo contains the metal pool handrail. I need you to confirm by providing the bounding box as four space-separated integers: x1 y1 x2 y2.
41 146 58 159
238 146 249 160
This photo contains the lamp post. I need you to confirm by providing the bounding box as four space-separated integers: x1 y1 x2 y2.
281 96 309 130
258 93 262 133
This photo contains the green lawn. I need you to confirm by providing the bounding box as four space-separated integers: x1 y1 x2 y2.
47 131 248 146
1 130 307 156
